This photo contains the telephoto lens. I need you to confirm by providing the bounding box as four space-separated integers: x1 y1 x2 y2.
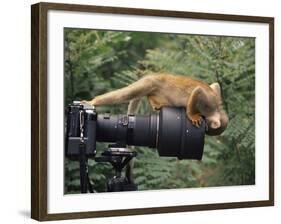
96 113 157 147
96 107 206 160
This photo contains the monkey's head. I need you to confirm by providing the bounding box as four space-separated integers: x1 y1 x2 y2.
197 82 229 136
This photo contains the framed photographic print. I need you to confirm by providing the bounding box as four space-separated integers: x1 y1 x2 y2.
31 2 274 221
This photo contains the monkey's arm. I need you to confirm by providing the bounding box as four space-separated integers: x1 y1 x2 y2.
186 86 208 127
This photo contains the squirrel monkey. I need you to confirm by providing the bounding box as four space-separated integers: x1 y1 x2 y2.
85 73 228 135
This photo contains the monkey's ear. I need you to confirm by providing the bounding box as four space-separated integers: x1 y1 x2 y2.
210 82 221 98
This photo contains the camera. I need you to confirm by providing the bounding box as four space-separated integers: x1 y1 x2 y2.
65 101 206 193
66 101 206 160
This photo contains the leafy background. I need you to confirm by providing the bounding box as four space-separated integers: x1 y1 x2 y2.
64 28 255 193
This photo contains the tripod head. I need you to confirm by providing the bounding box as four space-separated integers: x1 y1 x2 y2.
95 144 138 192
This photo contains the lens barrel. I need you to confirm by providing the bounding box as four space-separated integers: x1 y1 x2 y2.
96 113 158 147
96 107 205 160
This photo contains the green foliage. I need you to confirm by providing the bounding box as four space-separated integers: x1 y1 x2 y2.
64 29 255 193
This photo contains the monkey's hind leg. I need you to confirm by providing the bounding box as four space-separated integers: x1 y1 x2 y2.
128 98 141 114
125 98 141 184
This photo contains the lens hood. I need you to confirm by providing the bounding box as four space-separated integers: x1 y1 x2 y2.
157 107 205 160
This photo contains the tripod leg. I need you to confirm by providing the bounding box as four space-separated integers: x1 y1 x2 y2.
79 142 88 193
125 159 134 184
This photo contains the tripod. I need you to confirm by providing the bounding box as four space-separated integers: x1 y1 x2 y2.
79 143 138 193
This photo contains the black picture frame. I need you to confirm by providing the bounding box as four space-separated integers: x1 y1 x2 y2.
31 2 274 221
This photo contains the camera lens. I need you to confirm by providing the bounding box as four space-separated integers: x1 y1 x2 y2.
96 107 205 160
96 113 157 147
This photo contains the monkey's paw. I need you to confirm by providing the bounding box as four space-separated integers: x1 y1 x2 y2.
187 113 202 127
81 100 92 105
81 99 98 106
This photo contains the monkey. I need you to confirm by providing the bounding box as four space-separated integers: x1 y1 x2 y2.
84 73 229 135
84 73 229 183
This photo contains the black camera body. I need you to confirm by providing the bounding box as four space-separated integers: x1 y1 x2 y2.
66 102 97 159
66 101 206 193
66 101 206 160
